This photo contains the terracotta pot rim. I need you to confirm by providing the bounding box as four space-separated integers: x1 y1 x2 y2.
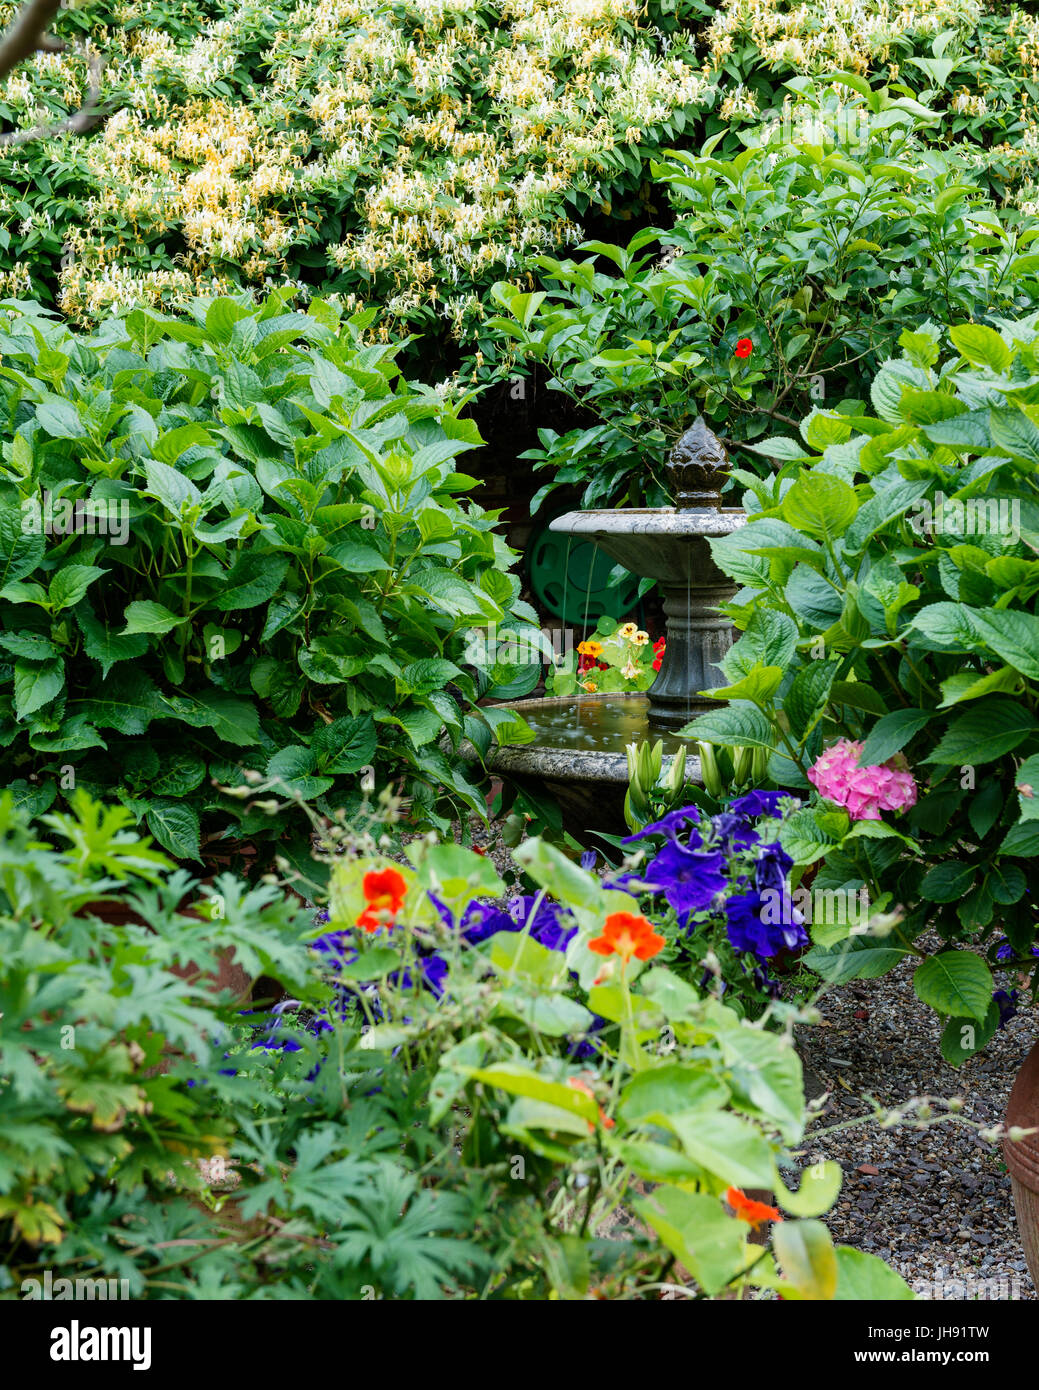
1004 1035 1039 1189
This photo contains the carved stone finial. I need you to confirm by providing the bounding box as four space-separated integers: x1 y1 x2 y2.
668 416 728 508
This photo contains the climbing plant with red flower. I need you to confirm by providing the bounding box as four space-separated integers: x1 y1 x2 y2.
734 337 753 358
726 1187 782 1230
588 911 665 963
355 867 409 932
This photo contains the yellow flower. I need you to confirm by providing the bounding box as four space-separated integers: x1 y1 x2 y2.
632 630 649 646
618 622 638 639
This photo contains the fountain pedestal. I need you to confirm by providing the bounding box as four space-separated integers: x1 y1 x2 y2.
460 419 749 840
545 508 745 731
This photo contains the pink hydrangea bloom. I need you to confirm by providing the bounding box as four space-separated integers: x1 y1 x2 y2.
808 739 917 821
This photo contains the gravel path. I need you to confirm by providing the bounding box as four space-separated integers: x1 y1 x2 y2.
796 952 1036 1300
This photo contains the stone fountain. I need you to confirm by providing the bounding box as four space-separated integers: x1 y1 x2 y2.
465 419 748 837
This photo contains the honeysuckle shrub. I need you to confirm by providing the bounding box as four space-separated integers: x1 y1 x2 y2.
0 790 914 1300
697 0 1039 214
0 0 714 368
494 93 1039 510
0 294 531 868
7 0 1039 377
684 314 1039 1062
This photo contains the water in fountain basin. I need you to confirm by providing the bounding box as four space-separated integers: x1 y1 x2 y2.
513 695 688 756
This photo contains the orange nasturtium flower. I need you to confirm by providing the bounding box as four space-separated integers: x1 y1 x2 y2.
725 1187 782 1230
355 867 408 933
567 1075 616 1132
577 640 603 658
588 911 665 963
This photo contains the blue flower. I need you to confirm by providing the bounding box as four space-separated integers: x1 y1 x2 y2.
725 888 807 961
752 963 782 999
622 806 703 846
994 938 1039 963
728 790 796 819
458 901 517 945
640 840 728 925
710 810 761 851
311 928 357 969
508 894 578 952
391 953 450 998
994 988 1019 1028
568 1012 607 1060
754 841 793 896
428 893 514 946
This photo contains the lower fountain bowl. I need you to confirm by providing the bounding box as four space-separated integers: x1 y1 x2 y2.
460 693 704 841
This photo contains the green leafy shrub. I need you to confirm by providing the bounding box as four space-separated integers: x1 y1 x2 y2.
0 791 913 1299
0 293 527 864
685 314 1039 1061
494 93 1039 509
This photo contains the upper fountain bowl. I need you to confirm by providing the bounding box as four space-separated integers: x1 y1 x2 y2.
547 506 746 584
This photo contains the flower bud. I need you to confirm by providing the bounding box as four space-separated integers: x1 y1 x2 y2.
732 744 754 786
751 744 768 783
697 741 723 798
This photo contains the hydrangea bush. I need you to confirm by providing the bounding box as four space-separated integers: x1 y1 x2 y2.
495 93 1039 509
685 315 1039 1061
0 293 531 867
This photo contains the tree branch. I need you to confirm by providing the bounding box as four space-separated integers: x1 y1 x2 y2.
0 48 105 145
0 0 64 83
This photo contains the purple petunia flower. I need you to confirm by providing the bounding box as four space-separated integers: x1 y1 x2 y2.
994 988 1019 1028
508 894 579 952
725 888 807 960
710 810 762 851
754 841 794 897
568 1012 607 1061
994 938 1039 963
455 900 516 946
752 964 782 999
728 790 796 820
622 806 703 846
640 840 728 926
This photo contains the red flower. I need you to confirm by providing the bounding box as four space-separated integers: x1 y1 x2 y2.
725 1187 782 1230
567 1074 616 1132
652 657 662 672
588 911 665 963
734 337 754 359
355 866 408 933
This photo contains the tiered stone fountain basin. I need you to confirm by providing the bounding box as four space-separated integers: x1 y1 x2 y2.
462 420 748 838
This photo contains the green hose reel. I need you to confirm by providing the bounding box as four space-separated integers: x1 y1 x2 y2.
527 523 640 624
